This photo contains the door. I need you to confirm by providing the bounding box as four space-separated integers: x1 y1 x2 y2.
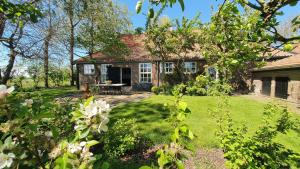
275 77 289 99
122 68 131 86
107 67 121 83
261 77 271 96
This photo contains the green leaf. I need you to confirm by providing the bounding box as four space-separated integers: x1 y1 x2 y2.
84 96 94 107
188 130 194 140
289 1 298 6
178 101 187 111
139 166 152 169
15 12 22 17
148 8 154 18
79 128 90 139
178 0 185 11
86 140 99 147
101 162 110 169
176 160 185 169
136 0 143 14
283 44 293 52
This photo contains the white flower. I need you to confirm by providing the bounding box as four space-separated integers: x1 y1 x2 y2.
68 143 82 154
45 131 53 138
81 100 110 119
98 117 109 133
0 152 15 169
49 146 61 159
0 85 14 99
22 99 33 107
81 146 93 160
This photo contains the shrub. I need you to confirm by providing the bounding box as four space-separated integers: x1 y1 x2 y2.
172 83 187 96
207 80 232 96
103 118 139 158
161 83 173 95
214 99 300 168
151 86 160 95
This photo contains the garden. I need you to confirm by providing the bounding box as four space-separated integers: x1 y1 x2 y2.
1 0 300 169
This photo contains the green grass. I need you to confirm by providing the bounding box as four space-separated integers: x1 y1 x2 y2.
110 95 300 153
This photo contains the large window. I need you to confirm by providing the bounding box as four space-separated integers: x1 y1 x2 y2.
100 64 112 83
83 64 95 75
139 63 152 83
160 62 174 74
183 62 197 73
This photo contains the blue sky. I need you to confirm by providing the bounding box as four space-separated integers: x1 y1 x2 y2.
121 0 300 28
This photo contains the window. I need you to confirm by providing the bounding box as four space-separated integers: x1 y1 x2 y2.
83 64 95 75
183 62 197 73
100 64 112 83
208 67 217 79
139 63 152 83
160 62 174 74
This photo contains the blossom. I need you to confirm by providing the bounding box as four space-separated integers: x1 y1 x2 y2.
0 152 15 169
0 85 14 99
80 100 110 119
68 143 82 154
22 99 33 107
49 146 61 159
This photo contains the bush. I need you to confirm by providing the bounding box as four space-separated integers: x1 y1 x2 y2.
103 118 139 158
207 80 232 96
151 86 160 95
172 83 187 96
161 83 173 95
214 100 300 168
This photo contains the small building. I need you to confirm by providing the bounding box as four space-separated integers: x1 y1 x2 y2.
252 53 300 104
74 34 206 91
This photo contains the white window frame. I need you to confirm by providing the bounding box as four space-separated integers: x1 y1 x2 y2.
139 63 152 83
160 62 174 74
83 64 95 75
100 64 112 83
183 62 197 74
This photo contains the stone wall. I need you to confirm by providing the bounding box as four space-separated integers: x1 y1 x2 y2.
252 68 300 104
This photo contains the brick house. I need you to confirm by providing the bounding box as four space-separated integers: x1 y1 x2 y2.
252 45 300 104
74 34 206 91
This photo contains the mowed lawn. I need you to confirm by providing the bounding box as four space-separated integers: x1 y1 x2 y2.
110 95 300 153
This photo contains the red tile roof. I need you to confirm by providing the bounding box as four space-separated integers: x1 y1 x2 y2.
74 34 203 63
253 54 300 71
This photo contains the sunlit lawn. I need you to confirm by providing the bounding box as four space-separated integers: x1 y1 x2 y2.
110 95 300 154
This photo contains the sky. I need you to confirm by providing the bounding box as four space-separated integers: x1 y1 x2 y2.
120 0 300 29
1 0 300 69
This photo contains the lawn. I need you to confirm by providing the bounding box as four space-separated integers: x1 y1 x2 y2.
110 95 300 154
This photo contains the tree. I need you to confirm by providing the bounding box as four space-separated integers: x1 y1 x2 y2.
200 2 270 90
59 0 85 86
136 0 300 44
145 15 200 84
77 0 131 58
0 0 41 85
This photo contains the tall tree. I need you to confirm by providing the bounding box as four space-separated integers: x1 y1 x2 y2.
60 0 85 86
77 0 131 58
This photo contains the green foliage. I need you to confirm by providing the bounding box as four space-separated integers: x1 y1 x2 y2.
172 83 187 96
27 64 43 89
103 118 139 158
214 99 300 168
151 86 161 95
207 80 232 96
48 66 69 87
0 0 42 23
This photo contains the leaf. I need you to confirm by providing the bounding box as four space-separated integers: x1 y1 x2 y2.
139 166 152 169
79 128 90 139
289 1 298 6
176 160 185 169
178 0 185 11
188 130 194 140
136 0 143 14
101 162 110 169
86 140 99 147
84 96 94 107
15 12 22 17
148 8 154 18
178 101 187 111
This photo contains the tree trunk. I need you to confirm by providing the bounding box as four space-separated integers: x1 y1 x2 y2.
1 49 16 84
0 12 5 38
70 24 75 86
44 37 50 88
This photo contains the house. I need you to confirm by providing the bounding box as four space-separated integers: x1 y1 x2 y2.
74 34 206 91
252 45 300 104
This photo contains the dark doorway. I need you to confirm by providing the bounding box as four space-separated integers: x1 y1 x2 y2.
122 68 131 86
261 77 272 96
107 67 121 83
275 77 289 99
